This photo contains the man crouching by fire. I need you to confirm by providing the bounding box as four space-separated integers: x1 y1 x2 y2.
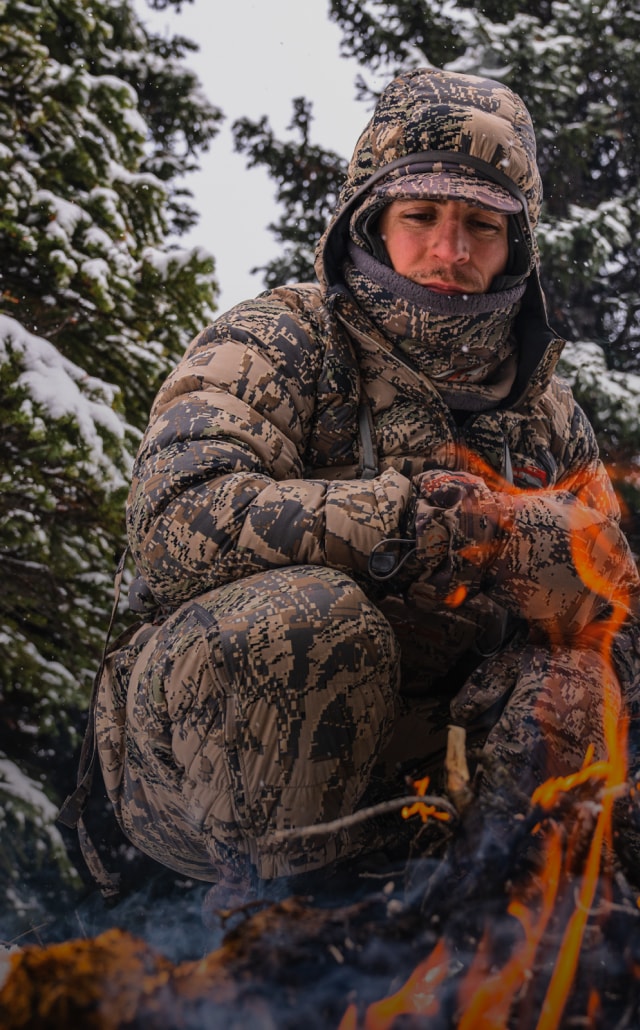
66 67 640 902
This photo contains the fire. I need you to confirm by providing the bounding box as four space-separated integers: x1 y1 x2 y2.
339 454 638 1029
456 824 563 1030
342 749 628 1030
338 940 451 1030
444 584 468 609
401 776 452 825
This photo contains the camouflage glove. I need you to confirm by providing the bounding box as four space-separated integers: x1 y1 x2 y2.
406 469 514 609
487 489 636 638
405 470 636 640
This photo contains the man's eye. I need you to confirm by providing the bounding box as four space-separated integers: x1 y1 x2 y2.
472 214 502 229
404 211 436 222
471 219 501 233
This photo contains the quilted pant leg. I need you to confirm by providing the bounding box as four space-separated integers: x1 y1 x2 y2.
465 643 622 798
99 565 399 881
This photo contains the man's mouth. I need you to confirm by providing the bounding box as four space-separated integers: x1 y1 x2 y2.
423 282 470 294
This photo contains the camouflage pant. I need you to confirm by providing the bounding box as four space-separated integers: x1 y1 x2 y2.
451 640 624 797
96 566 401 881
96 563 631 883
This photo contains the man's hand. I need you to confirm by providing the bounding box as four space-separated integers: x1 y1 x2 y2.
406 468 636 639
407 469 513 608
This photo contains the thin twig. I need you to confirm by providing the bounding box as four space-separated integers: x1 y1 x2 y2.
1 920 52 950
265 793 458 847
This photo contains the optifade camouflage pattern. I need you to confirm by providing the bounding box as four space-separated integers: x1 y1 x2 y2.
93 68 640 885
98 567 398 879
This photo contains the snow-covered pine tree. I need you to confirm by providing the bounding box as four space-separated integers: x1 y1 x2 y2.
0 0 221 932
233 0 640 538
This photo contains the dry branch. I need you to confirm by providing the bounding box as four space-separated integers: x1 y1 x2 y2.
265 793 457 847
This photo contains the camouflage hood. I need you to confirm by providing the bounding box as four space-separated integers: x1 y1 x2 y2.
315 67 561 411
315 67 542 287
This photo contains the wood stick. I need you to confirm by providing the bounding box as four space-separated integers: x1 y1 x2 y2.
265 793 457 847
445 724 474 813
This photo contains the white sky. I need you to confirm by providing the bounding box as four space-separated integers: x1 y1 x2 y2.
137 0 373 312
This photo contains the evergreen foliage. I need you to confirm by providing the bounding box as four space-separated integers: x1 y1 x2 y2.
0 0 220 927
232 98 347 290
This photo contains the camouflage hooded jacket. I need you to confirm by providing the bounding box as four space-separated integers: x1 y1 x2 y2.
126 70 638 671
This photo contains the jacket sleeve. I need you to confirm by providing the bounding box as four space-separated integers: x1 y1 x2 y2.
126 293 413 607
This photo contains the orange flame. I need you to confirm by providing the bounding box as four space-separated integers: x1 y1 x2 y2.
401 776 451 825
444 584 468 609
339 450 636 1030
361 939 451 1030
457 824 563 1030
532 736 627 1030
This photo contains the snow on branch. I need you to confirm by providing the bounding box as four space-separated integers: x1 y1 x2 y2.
0 314 131 485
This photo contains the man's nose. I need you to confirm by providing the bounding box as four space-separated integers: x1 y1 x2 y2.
430 217 469 263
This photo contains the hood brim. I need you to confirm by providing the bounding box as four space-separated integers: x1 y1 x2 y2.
373 167 522 214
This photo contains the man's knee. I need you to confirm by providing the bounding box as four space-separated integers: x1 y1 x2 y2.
99 566 400 880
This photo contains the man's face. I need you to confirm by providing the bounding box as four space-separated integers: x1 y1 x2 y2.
378 199 509 294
